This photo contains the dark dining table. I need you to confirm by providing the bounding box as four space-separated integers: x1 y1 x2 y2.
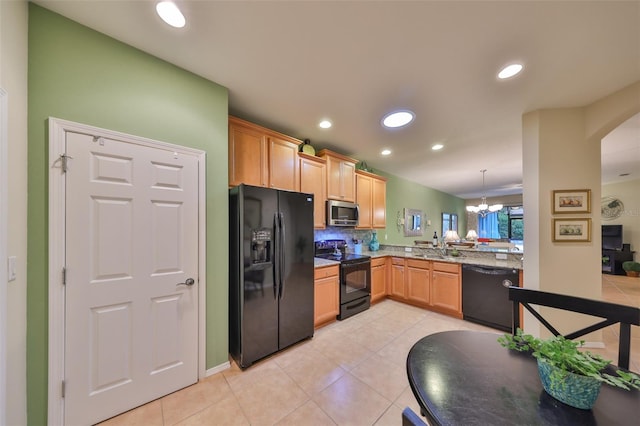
406 330 640 426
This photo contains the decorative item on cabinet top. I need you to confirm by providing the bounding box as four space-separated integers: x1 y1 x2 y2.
299 139 316 156
356 161 373 173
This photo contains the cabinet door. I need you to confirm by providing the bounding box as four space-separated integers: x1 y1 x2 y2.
341 161 356 202
300 156 326 228
431 270 460 313
228 121 267 187
268 136 299 191
407 261 430 306
390 259 406 299
371 260 387 302
314 267 339 327
325 155 343 200
356 173 372 229
372 177 386 228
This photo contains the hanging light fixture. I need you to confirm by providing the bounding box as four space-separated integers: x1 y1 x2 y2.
466 169 503 216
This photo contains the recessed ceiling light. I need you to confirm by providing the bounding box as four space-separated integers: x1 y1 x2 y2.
319 120 332 129
156 1 186 28
431 144 444 151
381 149 391 156
498 63 523 79
382 110 415 128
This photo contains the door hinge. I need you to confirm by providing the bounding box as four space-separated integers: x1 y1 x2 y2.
62 267 66 285
61 380 65 398
59 153 73 173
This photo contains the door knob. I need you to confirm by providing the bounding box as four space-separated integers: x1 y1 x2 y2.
177 278 195 287
502 279 513 288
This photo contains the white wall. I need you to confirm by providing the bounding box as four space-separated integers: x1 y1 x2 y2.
522 81 640 339
0 1 29 424
602 178 640 258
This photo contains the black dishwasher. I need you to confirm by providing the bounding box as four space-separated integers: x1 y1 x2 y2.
462 265 519 332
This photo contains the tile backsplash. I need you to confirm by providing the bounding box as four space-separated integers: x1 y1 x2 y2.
314 227 378 250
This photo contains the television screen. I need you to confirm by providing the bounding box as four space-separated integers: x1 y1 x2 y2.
602 225 623 250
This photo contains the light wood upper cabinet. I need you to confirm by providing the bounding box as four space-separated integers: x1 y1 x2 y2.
299 153 326 228
317 149 357 202
356 170 387 229
372 176 386 228
228 116 300 191
268 135 300 191
356 172 373 228
371 257 387 303
228 118 267 187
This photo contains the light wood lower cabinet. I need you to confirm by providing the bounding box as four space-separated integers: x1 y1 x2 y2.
390 257 406 299
386 257 462 315
314 265 339 328
431 262 462 317
371 257 387 303
407 259 431 306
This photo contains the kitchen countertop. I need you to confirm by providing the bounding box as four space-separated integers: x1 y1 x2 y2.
314 246 523 270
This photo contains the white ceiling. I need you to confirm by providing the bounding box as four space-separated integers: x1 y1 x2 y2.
34 0 640 198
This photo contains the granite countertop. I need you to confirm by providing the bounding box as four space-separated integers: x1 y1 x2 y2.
314 246 523 270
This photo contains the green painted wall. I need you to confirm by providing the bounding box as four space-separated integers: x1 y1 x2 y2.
27 4 228 424
375 170 467 245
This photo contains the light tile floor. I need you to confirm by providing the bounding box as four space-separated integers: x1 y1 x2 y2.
100 275 640 426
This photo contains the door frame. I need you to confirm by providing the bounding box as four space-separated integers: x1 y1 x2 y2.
0 88 8 426
47 117 207 425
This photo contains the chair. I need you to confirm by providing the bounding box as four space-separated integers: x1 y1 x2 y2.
509 286 640 370
402 407 428 426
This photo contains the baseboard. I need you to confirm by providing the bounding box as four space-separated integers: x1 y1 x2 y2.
206 361 231 377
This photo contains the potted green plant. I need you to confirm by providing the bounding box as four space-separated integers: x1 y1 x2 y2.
622 261 640 277
498 329 640 409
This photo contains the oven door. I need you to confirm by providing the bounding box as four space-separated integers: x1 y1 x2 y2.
340 259 371 303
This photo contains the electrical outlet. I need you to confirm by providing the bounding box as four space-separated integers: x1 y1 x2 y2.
495 253 508 260
405 247 412 252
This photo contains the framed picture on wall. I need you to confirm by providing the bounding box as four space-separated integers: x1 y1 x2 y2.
552 189 591 214
552 218 591 242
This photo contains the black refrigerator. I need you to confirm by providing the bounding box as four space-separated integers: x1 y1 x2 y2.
229 184 315 368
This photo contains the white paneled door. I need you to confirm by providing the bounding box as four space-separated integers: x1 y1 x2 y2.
63 131 199 425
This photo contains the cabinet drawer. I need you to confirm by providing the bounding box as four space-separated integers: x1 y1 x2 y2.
391 257 405 266
433 262 460 274
315 265 339 279
407 259 430 269
371 257 386 267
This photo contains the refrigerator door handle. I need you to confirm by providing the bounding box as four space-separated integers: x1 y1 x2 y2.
273 212 280 300
279 212 286 299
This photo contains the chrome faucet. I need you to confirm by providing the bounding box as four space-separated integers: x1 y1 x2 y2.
440 240 448 256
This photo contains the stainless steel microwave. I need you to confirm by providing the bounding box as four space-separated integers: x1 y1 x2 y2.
327 200 359 227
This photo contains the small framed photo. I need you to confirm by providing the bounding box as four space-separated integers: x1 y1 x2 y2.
553 218 591 242
552 189 591 214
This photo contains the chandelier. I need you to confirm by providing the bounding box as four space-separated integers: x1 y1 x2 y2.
466 169 503 217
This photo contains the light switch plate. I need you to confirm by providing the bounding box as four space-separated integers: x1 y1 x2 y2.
8 256 16 281
405 247 412 252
